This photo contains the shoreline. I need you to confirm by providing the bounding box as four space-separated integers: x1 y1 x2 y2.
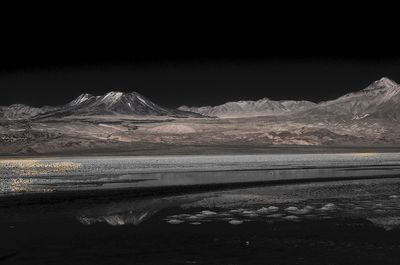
2 145 400 159
2 152 400 200
2 173 400 206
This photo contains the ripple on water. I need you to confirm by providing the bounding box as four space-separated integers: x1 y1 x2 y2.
284 215 300 221
201 210 217 215
166 219 184 224
267 213 284 218
229 220 244 225
229 209 245 213
285 206 299 212
257 206 279 214
320 203 336 211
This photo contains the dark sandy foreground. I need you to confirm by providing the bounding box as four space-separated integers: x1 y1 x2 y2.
2 175 400 265
2 216 400 265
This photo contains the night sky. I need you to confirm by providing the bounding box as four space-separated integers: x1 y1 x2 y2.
2 58 400 108
2 12 400 108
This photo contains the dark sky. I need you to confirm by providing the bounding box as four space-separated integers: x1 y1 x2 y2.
2 58 400 108
2 10 400 108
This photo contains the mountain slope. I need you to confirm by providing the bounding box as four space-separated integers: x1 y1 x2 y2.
312 77 400 120
0 104 45 120
179 98 316 117
184 77 400 120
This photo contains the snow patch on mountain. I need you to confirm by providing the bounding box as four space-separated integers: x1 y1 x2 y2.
68 93 93 106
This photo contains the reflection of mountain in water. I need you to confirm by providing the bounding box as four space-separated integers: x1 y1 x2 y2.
79 210 157 226
77 198 178 226
74 176 400 229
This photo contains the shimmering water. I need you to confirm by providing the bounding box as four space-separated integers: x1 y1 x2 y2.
1 153 400 194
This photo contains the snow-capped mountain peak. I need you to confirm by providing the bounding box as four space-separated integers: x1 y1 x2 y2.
37 91 203 118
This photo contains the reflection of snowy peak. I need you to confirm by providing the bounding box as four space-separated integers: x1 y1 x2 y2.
79 209 157 226
77 199 175 226
315 77 400 120
179 98 316 117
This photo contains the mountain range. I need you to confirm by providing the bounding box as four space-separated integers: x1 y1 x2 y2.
1 77 399 121
0 91 203 120
179 99 316 117
1 77 400 155
179 77 400 120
